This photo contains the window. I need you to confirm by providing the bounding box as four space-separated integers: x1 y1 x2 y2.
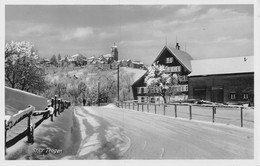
141 97 144 102
150 97 155 103
230 93 236 100
137 87 148 94
242 93 249 100
137 87 142 94
167 66 181 72
166 57 173 63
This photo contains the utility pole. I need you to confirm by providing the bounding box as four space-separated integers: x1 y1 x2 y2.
117 65 120 103
97 81 100 106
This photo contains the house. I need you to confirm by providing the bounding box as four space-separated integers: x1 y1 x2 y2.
131 43 192 103
130 61 145 69
69 53 87 66
188 56 254 106
40 58 50 65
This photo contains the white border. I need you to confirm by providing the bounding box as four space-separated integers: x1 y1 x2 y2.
1 0 259 166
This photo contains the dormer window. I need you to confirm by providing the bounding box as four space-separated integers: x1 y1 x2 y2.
166 57 173 64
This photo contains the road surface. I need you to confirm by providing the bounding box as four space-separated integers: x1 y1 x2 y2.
72 105 253 159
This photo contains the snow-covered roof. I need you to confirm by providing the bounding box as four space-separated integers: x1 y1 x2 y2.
153 46 193 72
103 54 113 58
71 53 85 59
132 61 144 65
121 67 147 84
167 46 193 71
189 56 254 77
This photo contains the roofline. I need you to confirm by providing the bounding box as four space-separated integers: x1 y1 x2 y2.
131 72 147 87
153 46 192 72
188 72 254 77
153 45 167 64
167 46 192 72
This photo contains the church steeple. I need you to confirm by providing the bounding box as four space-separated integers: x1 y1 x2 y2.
111 43 118 61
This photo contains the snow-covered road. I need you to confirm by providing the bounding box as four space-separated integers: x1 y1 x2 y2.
73 106 253 159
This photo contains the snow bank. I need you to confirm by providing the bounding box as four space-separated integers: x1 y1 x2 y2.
5 105 35 130
102 103 118 108
6 107 81 160
5 86 48 111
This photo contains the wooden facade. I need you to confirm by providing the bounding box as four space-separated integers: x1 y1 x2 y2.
132 44 192 103
188 73 254 106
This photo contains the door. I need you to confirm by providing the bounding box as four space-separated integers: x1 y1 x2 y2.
211 87 224 103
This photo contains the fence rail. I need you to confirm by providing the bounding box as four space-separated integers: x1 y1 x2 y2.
116 101 253 128
5 96 71 155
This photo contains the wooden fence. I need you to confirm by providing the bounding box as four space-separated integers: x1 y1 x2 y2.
4 95 71 155
116 101 251 128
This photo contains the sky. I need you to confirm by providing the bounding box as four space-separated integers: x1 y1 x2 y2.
5 4 253 65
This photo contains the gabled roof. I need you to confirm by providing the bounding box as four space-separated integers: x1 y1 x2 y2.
153 46 193 72
189 56 254 77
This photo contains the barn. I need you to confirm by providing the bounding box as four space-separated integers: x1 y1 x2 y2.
188 56 254 106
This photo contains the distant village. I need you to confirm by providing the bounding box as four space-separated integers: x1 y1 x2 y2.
39 44 147 70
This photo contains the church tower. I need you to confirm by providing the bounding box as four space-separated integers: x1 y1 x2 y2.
111 43 118 61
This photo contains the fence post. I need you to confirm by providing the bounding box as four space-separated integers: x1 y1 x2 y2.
29 124 34 144
155 104 157 114
174 104 177 118
212 106 215 123
54 95 57 117
60 99 63 112
137 103 139 111
27 112 32 143
129 102 130 110
5 120 7 155
51 98 54 122
189 105 192 120
58 99 61 115
147 103 149 112
241 107 243 127
133 102 135 110
163 104 165 115
142 103 144 112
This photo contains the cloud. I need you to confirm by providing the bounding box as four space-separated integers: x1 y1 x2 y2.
18 24 49 37
175 5 203 17
61 27 94 41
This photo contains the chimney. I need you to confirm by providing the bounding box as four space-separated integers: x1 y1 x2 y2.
176 43 180 50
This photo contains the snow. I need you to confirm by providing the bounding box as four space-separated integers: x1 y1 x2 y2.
72 107 131 159
5 86 48 111
120 67 147 83
5 105 253 160
5 105 35 130
6 107 80 160
86 106 253 159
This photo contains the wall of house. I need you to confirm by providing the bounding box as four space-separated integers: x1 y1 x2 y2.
188 73 254 105
132 76 146 100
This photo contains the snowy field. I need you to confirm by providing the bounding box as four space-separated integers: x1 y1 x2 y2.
120 103 254 128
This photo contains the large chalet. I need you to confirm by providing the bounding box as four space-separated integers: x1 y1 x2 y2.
132 43 192 103
132 43 254 106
